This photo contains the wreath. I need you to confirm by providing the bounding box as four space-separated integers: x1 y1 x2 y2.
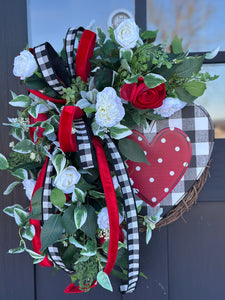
0 19 218 294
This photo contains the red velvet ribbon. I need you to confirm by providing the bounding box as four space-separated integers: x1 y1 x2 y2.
58 106 84 152
64 136 119 293
29 157 53 267
75 30 96 82
27 89 66 105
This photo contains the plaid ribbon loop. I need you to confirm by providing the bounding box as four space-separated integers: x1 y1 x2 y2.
34 43 71 95
65 27 84 77
104 135 140 294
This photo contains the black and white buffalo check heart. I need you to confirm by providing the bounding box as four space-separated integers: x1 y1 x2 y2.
136 103 214 217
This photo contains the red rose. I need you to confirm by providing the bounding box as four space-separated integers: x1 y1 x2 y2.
120 77 166 109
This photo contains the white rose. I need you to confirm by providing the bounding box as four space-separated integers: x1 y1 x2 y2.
22 179 36 200
13 50 37 80
95 87 125 128
53 166 81 194
153 97 186 118
97 207 124 230
114 18 139 49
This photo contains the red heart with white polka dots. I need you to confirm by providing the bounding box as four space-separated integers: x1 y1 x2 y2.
126 128 192 207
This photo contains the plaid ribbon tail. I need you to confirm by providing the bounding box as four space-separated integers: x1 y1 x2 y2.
42 158 74 274
74 117 95 169
104 135 140 294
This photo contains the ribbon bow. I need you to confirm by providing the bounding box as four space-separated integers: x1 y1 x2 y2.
29 26 140 294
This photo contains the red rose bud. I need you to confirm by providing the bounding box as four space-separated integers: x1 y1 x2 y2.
120 77 166 109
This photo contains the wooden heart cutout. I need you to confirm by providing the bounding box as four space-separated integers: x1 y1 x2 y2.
126 128 192 207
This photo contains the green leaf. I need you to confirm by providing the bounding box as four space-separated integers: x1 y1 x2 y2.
88 190 105 199
3 204 23 217
13 139 34 154
52 154 66 174
144 73 166 88
74 255 90 264
24 73 47 90
41 121 55 135
120 48 133 62
171 35 183 54
111 269 128 280
94 68 113 91
184 81 206 97
22 225 35 240
14 208 29 226
121 59 131 72
175 56 204 78
97 27 106 46
76 177 95 192
102 240 109 254
146 225 152 244
205 47 220 60
118 138 149 165
84 106 96 114
74 205 87 229
69 236 87 250
175 87 196 103
0 153 9 169
62 205 77 234
76 99 90 109
72 188 86 203
12 168 28 180
8 246 25 254
50 188 66 208
91 120 106 139
80 240 96 256
141 30 158 42
81 205 97 240
97 271 113 292
26 249 45 261
28 104 40 119
30 188 43 218
3 181 21 195
40 214 64 251
10 127 24 141
124 73 141 84
110 124 132 140
9 95 31 108
145 109 164 121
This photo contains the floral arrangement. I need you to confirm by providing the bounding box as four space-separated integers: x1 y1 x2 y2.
0 18 218 294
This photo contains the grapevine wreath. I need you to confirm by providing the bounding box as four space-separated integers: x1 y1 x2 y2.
0 19 218 293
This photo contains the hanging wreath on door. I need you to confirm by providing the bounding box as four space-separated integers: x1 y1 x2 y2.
0 18 218 294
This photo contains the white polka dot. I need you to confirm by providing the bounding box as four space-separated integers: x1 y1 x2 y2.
170 127 175 131
175 146 180 152
152 197 157 202
161 138 166 143
164 188 169 192
144 151 147 156
149 177 154 183
138 136 143 141
170 171 175 176
136 166 141 171
158 158 163 163
183 162 188 167
186 137 190 142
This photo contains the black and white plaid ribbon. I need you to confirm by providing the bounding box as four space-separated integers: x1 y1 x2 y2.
65 27 84 77
104 135 140 294
42 158 74 274
34 43 71 95
74 117 95 169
